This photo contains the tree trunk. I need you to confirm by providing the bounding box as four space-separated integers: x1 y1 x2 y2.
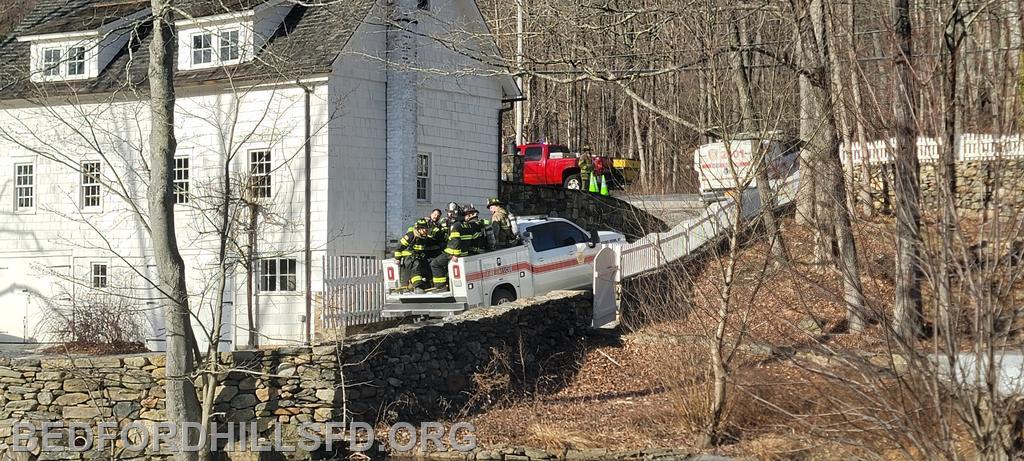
148 0 201 458
797 0 868 330
937 0 964 339
847 0 874 218
730 14 787 264
892 0 923 341
795 26 818 229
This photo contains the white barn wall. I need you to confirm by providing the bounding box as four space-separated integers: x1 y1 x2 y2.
0 82 330 347
413 0 502 219
326 14 388 258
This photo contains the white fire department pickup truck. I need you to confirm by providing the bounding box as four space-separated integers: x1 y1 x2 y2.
380 216 624 318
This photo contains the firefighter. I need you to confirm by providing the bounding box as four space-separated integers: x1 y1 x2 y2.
577 146 594 190
461 205 489 255
429 207 466 291
426 208 445 241
395 220 437 293
487 197 515 248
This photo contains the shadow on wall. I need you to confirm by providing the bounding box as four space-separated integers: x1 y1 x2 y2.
499 182 667 242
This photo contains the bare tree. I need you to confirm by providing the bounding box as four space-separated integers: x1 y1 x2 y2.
148 0 201 457
892 0 923 341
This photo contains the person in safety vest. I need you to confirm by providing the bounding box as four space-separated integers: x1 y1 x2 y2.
429 207 466 292
395 220 439 293
486 197 515 248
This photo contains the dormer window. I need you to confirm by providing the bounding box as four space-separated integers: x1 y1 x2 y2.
192 33 213 65
67 46 86 76
184 27 243 69
17 4 149 83
42 48 61 76
220 30 239 61
175 0 295 72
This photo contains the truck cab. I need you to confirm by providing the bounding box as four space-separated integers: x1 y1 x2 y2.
517 143 585 188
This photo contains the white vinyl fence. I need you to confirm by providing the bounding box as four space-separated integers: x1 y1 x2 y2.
614 172 801 279
841 134 1024 166
321 255 385 328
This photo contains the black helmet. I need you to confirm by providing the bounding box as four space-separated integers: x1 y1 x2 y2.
446 202 459 213
462 204 478 215
487 197 503 207
414 219 428 230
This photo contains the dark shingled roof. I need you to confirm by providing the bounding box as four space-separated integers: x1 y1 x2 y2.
21 1 149 36
0 0 375 100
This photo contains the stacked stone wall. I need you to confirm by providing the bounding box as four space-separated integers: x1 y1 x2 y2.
0 291 592 459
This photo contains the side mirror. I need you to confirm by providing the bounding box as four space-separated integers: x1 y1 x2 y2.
588 229 600 248
520 231 532 244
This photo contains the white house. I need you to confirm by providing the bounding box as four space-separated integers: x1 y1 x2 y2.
0 0 519 348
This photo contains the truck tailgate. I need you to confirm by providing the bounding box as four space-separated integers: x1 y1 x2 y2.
381 292 468 318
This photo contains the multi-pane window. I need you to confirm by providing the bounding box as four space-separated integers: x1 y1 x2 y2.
416 153 430 201
14 163 34 211
259 258 296 292
91 263 107 288
67 46 86 76
43 48 61 76
249 150 271 199
219 29 239 61
192 33 212 65
173 157 190 204
81 161 101 208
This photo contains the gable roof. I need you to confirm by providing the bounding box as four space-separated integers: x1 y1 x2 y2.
0 0 375 101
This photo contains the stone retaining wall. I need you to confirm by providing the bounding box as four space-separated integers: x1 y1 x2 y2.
0 291 592 459
855 159 1024 211
498 181 667 241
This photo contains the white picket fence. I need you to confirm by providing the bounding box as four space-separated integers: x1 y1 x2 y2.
321 255 386 328
841 134 1024 166
616 172 802 278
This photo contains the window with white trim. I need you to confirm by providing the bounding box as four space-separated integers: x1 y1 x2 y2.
67 46 85 76
192 33 212 65
43 48 61 76
219 29 239 61
91 263 107 288
416 153 430 201
81 161 101 209
173 157 190 204
249 150 271 199
14 163 34 211
259 258 296 292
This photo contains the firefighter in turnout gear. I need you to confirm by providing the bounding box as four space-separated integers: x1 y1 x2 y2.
429 207 466 291
487 197 515 248
428 208 445 240
461 205 489 255
395 220 440 293
577 147 594 191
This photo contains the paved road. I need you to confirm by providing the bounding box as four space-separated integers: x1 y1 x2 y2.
613 193 706 227
0 338 40 359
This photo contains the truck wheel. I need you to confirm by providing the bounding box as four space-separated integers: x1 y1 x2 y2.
563 174 582 190
491 287 517 306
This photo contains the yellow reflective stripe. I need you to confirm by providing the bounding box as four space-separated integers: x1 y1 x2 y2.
445 248 462 255
400 237 410 246
432 276 448 283
410 275 424 283
448 231 461 238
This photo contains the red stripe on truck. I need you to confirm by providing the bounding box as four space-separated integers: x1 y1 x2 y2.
464 255 596 283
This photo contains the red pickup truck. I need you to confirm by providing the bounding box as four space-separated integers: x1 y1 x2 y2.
515 142 608 189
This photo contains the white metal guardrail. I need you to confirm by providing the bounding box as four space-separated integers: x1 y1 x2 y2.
615 172 801 279
842 134 1024 166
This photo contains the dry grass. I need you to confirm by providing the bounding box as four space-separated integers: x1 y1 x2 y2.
523 423 600 452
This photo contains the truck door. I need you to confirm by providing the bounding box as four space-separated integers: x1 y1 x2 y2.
522 145 544 184
528 222 593 293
